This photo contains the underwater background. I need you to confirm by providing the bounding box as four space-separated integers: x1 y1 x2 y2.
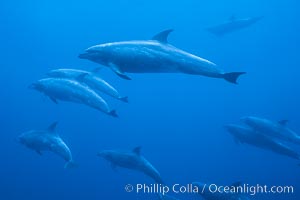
1 0 299 199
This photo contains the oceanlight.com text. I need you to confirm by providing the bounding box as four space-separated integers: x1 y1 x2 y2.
124 183 294 196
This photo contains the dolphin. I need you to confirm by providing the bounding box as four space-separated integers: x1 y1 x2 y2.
207 16 264 37
193 181 251 200
17 122 76 168
79 29 246 84
225 124 300 160
47 69 128 103
97 147 164 183
29 78 117 117
241 116 300 145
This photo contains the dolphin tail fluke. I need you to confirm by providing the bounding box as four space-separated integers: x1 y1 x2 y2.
120 96 129 103
64 161 78 169
109 110 118 118
223 72 246 84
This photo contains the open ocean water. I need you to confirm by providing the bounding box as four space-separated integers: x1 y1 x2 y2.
1 0 299 199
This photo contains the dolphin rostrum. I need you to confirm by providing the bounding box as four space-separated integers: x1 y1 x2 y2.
79 30 246 84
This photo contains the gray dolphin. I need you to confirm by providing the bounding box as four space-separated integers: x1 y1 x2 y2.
207 16 264 36
79 30 246 84
225 124 300 160
241 116 300 145
97 147 163 183
17 122 76 168
30 78 117 117
47 69 128 103
193 181 251 200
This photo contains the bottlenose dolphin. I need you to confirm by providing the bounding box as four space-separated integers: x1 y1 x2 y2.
207 16 264 36
29 78 117 117
241 116 300 145
193 181 251 200
47 69 128 102
79 29 246 84
225 124 300 160
17 122 76 168
97 147 163 183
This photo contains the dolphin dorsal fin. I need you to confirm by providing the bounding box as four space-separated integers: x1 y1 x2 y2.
152 29 173 43
47 121 58 132
133 146 142 155
278 120 289 126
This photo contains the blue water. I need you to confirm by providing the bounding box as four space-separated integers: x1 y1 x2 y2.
1 0 299 199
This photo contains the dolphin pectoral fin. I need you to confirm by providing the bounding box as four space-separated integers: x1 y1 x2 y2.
223 72 246 84
109 64 131 80
152 29 173 43
109 110 118 118
115 72 131 80
35 150 42 155
278 120 289 126
49 97 58 104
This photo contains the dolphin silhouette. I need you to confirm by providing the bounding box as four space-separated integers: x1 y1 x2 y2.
241 116 300 146
225 124 300 160
97 147 163 183
207 16 264 36
79 30 246 84
30 78 117 117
